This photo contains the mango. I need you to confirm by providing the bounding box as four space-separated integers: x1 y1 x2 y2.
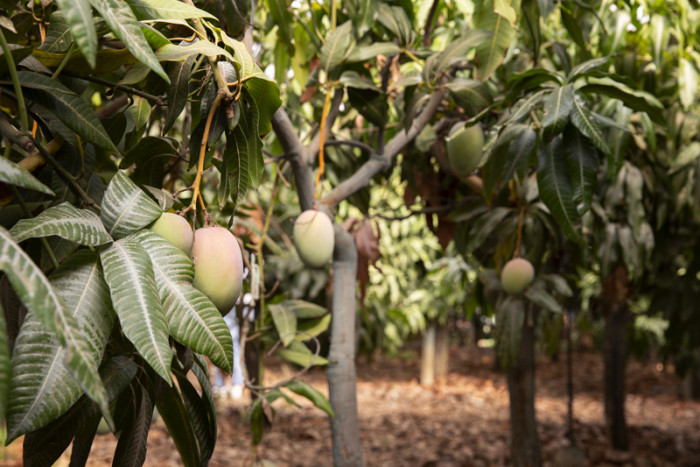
150 212 194 255
446 123 484 178
501 258 535 295
294 210 334 268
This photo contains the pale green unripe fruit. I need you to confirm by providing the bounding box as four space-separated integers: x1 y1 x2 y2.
501 258 535 294
191 226 244 313
446 124 484 178
294 210 334 268
150 212 194 255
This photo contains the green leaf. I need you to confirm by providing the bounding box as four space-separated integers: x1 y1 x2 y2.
156 382 201 467
6 251 114 441
578 76 665 124
87 0 168 82
284 380 334 417
541 84 574 140
100 170 162 239
339 70 381 91
156 41 234 62
240 88 265 187
281 299 328 319
377 3 415 46
275 340 328 367
125 0 216 21
0 156 54 196
504 68 563 101
445 78 493 116
431 30 493 79
40 11 72 53
265 0 294 54
561 124 597 215
669 141 700 174
191 355 216 458
0 302 9 424
163 57 193 133
100 238 173 384
216 28 256 79
524 284 562 313
482 124 536 199
679 57 698 110
570 99 611 157
474 0 516 80
172 367 215 462
18 71 119 153
320 21 356 77
55 0 97 68
112 383 153 467
536 137 583 243
346 42 400 63
133 231 234 373
223 124 250 207
567 56 610 81
0 228 112 441
495 296 523 369
269 304 297 346
466 207 512 253
295 313 331 341
10 202 112 246
245 73 282 136
345 0 375 36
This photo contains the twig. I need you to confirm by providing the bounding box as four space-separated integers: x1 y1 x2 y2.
0 112 33 152
314 88 333 200
69 74 164 105
0 27 28 132
422 0 441 47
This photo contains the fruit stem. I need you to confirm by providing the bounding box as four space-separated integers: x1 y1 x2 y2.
314 86 333 201
189 91 225 215
514 206 525 257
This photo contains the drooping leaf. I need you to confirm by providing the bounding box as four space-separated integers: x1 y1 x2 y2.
431 30 493 80
466 207 512 253
541 84 574 140
570 99 611 157
678 57 699 110
20 357 136 467
474 0 516 80
100 170 162 239
54 0 97 68
5 251 114 441
191 355 216 456
18 71 119 153
524 283 563 313
445 78 493 116
156 41 234 62
495 296 524 369
156 381 201 467
345 0 375 36
295 314 331 341
0 302 9 424
133 231 233 373
377 3 415 46
87 0 168 81
482 124 536 199
10 202 112 246
100 238 173 384
0 156 54 196
536 136 583 243
265 0 294 54
269 304 297 347
173 367 215 462
578 76 665 124
567 56 610 81
240 88 265 187
245 73 282 136
125 0 216 20
224 117 250 206
320 21 356 77
112 383 153 467
163 57 193 133
0 228 112 442
561 124 597 215
284 380 334 417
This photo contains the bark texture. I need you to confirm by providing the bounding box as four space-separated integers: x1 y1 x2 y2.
507 306 542 467
327 226 363 466
434 322 450 380
602 264 630 450
420 323 436 386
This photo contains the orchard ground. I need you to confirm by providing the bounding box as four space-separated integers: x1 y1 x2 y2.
1 344 699 466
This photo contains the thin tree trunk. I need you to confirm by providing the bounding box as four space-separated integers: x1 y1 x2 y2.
602 264 630 450
434 322 449 380
507 306 541 467
327 226 363 466
603 305 629 450
420 323 436 387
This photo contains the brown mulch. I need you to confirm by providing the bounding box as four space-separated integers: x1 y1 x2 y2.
1 345 699 466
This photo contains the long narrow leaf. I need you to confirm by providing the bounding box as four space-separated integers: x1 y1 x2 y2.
100 171 162 239
10 202 112 246
561 124 598 215
156 382 202 467
541 84 574 139
55 0 97 68
570 99 611 157
0 302 9 424
101 238 173 383
0 156 54 196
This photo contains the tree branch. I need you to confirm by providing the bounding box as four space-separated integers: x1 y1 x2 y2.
321 89 445 208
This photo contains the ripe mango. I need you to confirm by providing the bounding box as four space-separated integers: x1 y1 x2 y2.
191 226 244 313
294 210 334 268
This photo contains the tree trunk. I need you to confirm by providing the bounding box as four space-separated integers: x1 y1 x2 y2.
682 366 700 401
602 264 630 450
507 306 541 467
434 322 449 380
420 323 436 387
327 226 363 466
